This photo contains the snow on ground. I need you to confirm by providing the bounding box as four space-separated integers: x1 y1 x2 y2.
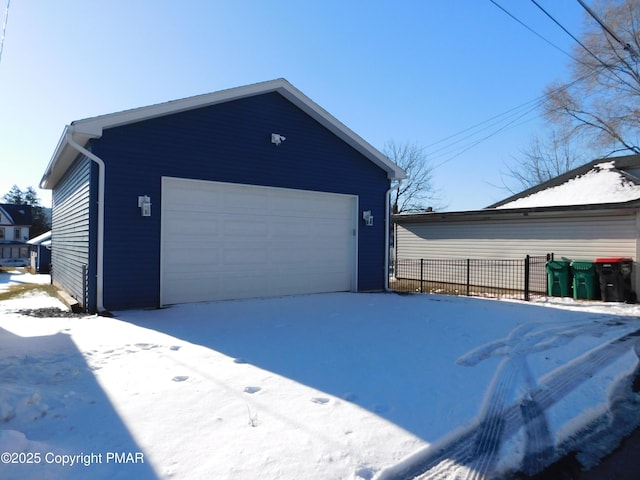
1 271 640 479
496 161 640 209
0 270 51 292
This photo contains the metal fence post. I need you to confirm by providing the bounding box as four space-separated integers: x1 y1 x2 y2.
524 255 530 301
466 258 470 296
420 258 424 293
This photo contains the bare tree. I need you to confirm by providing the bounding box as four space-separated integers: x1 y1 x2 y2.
383 140 443 213
544 0 640 155
503 128 586 192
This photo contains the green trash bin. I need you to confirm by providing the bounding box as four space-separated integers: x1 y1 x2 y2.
546 260 571 297
570 261 597 300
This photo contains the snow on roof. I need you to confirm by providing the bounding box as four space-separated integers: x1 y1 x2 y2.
27 230 51 245
496 161 640 209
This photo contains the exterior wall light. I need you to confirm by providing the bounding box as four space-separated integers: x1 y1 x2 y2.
138 195 152 217
362 210 374 227
271 133 286 146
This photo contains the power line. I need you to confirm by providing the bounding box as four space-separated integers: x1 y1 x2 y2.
423 69 601 167
0 0 10 66
417 1 579 165
530 0 639 98
413 2 625 168
487 0 578 62
576 0 638 58
430 103 542 169
420 1 614 167
529 0 610 68
425 100 542 159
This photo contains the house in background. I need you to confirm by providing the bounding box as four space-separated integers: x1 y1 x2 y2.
0 204 32 266
40 79 405 313
394 153 640 296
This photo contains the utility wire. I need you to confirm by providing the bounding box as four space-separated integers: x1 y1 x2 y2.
423 96 543 151
423 1 616 167
419 0 578 165
423 71 595 165
413 1 625 168
487 0 578 62
431 103 542 168
576 0 638 58
529 0 610 68
425 100 542 159
0 0 9 66
530 1 638 101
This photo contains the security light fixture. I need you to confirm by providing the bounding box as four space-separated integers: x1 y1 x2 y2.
362 210 373 227
271 133 286 146
138 195 152 217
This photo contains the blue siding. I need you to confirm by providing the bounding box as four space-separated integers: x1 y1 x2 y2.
51 156 97 311
90 92 389 310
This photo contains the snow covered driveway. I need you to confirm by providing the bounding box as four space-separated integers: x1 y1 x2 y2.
2 286 640 479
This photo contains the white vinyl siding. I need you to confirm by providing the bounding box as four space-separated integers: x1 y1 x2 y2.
396 214 637 261
161 177 357 305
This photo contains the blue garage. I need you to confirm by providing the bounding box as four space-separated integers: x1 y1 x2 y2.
40 79 405 312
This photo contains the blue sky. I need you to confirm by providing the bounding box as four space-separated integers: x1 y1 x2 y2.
0 1 587 210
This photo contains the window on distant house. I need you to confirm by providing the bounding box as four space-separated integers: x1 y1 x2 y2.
0 228 4 240
14 228 21 241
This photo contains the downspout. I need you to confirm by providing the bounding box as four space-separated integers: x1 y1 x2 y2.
65 127 106 312
384 181 401 292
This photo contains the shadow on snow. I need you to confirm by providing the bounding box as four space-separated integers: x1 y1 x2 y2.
0 327 158 480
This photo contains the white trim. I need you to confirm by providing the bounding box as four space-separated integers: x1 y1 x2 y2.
0 206 14 224
353 195 359 293
384 183 400 291
66 129 106 313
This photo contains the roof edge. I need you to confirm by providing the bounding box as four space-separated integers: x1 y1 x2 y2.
0 205 13 224
394 198 640 223
40 79 405 189
488 153 640 208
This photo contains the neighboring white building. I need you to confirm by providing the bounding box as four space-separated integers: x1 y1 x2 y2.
394 154 640 295
0 204 32 262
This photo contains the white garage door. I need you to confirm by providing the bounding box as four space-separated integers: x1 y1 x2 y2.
161 177 357 305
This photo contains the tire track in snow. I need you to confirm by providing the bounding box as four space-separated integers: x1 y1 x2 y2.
463 359 518 480
376 326 640 480
519 394 554 476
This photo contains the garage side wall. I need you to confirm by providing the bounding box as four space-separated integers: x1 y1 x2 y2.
396 214 637 261
91 92 389 309
51 156 97 311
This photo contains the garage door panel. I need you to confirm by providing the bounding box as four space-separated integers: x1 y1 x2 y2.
223 247 269 266
271 246 310 263
218 272 271 298
164 249 220 269
166 190 223 211
223 188 269 211
166 218 221 238
271 223 310 240
223 219 269 237
161 178 356 304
